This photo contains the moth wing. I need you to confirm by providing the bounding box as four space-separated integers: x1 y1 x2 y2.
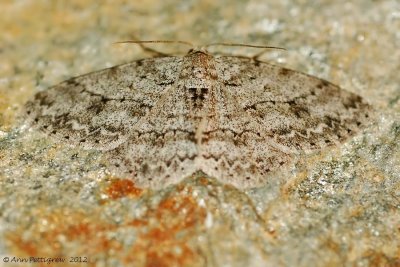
216 57 372 149
25 57 183 150
196 57 372 188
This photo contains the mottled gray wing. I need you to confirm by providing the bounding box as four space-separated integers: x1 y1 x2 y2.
106 75 201 188
25 57 183 150
217 56 372 148
197 56 372 188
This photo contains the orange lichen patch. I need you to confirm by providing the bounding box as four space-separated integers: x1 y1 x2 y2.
348 206 365 218
6 188 207 267
199 176 210 186
7 236 38 256
361 249 400 267
126 193 207 267
323 237 341 254
128 219 147 227
6 209 120 261
104 178 144 200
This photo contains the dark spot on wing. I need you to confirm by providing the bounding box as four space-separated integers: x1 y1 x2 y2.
65 79 80 87
342 94 362 109
34 92 54 106
290 105 310 118
279 68 291 76
141 163 149 175
317 80 330 89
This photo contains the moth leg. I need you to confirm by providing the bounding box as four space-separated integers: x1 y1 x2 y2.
137 43 171 58
251 49 273 62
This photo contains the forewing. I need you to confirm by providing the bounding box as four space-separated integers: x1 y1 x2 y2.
25 57 183 150
216 56 372 151
198 56 373 187
106 80 200 188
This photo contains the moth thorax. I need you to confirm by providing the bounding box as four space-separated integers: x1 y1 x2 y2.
184 79 213 111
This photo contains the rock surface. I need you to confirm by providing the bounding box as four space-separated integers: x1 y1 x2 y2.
0 1 399 266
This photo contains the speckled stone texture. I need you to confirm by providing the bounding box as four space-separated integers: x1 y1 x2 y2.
0 1 399 267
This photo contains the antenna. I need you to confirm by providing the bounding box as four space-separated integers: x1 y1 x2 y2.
114 40 194 47
113 40 286 60
204 42 286 51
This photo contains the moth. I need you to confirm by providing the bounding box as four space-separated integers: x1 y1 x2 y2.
25 41 372 188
